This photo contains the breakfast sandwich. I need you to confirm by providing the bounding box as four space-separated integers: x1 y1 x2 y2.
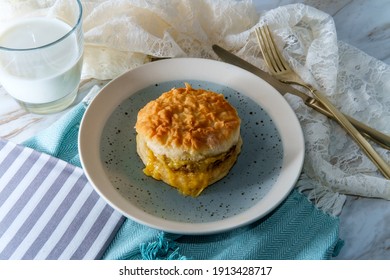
135 83 242 197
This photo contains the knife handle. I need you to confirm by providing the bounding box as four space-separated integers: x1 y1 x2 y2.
305 97 390 150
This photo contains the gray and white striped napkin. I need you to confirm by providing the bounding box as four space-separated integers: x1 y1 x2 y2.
0 138 125 260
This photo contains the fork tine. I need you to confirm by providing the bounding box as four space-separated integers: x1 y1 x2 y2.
256 25 289 73
255 28 275 72
262 25 287 72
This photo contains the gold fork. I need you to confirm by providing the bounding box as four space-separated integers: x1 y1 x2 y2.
256 25 390 180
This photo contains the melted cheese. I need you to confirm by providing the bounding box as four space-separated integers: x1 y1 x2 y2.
143 148 209 196
142 144 239 197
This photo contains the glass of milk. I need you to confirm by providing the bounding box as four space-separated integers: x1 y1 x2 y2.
0 0 83 114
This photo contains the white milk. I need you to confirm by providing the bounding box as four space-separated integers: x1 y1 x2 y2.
0 17 82 104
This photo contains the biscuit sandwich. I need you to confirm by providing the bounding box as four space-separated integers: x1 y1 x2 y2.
135 83 242 197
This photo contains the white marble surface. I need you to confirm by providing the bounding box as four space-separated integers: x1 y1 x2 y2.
1 0 390 259
254 0 390 65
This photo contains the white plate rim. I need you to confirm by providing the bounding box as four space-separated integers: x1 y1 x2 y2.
78 57 305 235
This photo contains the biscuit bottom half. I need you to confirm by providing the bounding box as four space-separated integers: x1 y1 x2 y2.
136 134 242 197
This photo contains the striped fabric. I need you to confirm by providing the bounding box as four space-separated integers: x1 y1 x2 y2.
0 138 125 260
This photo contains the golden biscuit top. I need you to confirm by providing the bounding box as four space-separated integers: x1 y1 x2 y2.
135 83 241 157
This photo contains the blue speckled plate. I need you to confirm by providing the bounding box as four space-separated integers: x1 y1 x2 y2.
79 58 304 235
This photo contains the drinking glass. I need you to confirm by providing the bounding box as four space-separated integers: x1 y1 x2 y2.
0 0 83 114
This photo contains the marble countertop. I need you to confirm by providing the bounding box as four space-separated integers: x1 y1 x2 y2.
255 0 390 65
1 0 390 259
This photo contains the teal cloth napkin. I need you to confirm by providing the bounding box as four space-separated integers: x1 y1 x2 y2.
23 100 342 260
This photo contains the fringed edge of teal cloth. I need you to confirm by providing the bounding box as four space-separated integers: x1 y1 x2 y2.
140 233 188 260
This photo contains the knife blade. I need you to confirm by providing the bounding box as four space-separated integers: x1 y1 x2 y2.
212 44 390 150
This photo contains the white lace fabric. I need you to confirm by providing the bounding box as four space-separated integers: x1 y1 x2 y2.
258 5 390 215
2 0 389 215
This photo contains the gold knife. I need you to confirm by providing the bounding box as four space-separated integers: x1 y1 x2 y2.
212 44 390 150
